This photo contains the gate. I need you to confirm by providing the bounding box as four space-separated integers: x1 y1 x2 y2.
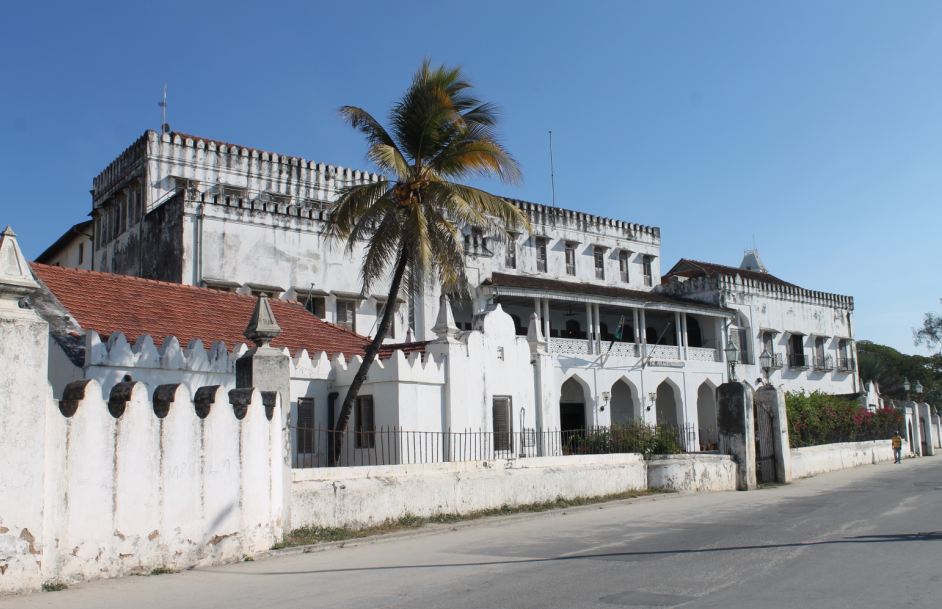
754 400 776 483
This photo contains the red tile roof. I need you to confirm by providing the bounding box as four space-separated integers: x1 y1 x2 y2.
31 264 371 358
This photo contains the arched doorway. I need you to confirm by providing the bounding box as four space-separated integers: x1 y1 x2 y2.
610 379 637 425
655 380 682 428
696 382 718 450
560 377 590 433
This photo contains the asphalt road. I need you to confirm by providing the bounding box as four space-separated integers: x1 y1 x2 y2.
6 457 940 609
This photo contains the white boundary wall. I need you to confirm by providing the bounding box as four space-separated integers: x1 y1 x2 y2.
790 440 896 479
647 454 737 492
291 453 737 529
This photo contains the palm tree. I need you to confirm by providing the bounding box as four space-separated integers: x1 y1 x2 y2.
327 60 530 462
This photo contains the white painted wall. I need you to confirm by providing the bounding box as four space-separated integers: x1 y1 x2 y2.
290 454 648 529
14 380 285 591
646 454 737 492
789 440 897 479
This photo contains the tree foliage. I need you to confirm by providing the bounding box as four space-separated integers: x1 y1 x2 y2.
856 340 942 406
326 61 529 461
914 299 942 353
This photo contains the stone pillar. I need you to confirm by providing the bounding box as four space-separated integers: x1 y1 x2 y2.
235 295 291 527
933 413 942 449
0 227 54 592
427 295 463 460
717 381 757 490
918 402 934 456
527 312 554 455
755 385 792 483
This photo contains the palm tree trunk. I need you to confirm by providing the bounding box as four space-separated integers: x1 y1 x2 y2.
331 251 410 464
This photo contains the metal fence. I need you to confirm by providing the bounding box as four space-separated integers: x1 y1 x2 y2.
291 423 699 468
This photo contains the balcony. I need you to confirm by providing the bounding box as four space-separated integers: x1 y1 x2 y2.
811 354 834 372
546 339 719 363
837 355 855 372
687 346 721 362
787 352 808 369
767 352 785 368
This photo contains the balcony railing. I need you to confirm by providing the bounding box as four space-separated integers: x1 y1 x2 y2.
687 346 720 362
837 355 855 372
547 339 723 363
788 352 808 369
811 354 834 371
764 352 785 368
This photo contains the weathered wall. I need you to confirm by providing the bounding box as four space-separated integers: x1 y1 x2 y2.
646 454 737 492
1 378 284 594
139 193 184 282
291 454 648 529
789 440 896 479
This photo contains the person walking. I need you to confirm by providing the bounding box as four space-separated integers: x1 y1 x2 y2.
892 431 903 464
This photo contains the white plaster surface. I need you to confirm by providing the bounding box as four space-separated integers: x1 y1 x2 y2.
290 454 648 529
789 440 897 479
646 454 737 492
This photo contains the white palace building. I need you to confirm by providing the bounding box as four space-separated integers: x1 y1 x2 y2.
32 128 860 456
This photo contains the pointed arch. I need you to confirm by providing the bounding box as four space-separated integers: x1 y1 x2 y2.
610 376 639 425
560 374 591 433
655 378 684 429
696 380 719 450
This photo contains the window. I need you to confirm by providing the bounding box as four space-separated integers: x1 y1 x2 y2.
761 332 777 367
536 237 547 273
813 336 827 369
618 250 630 283
838 339 852 370
642 255 654 287
376 300 396 337
296 398 316 454
594 247 605 280
305 296 326 319
77 242 84 265
354 396 375 449
336 299 357 332
492 396 513 452
504 236 517 269
565 242 576 275
787 334 806 368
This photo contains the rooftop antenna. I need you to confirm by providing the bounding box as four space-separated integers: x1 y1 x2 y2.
158 83 170 133
548 130 557 209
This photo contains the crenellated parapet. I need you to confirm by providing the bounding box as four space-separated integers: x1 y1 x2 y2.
147 130 383 208
85 330 246 373
663 273 855 310
507 197 660 243
331 349 446 387
45 378 284 583
92 133 148 203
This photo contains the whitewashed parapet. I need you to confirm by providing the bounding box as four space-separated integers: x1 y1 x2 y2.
85 331 242 373
664 274 854 310
332 349 446 387
46 378 284 585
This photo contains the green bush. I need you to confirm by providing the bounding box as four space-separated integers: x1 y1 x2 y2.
786 391 903 447
563 422 683 456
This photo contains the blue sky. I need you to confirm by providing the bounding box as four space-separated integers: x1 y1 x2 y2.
1 1 939 355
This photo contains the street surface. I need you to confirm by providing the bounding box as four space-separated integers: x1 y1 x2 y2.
5 457 940 609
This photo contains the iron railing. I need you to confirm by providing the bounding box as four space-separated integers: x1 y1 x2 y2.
788 352 807 368
837 355 855 371
291 423 699 468
811 354 834 371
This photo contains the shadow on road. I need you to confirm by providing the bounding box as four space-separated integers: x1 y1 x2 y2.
209 531 942 577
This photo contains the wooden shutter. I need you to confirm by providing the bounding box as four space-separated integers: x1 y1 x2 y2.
296 398 315 454
493 397 512 452
355 396 375 449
